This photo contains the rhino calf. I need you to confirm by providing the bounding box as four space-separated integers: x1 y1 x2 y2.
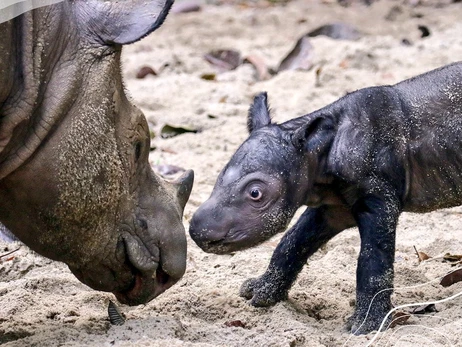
189 62 462 334
0 0 193 306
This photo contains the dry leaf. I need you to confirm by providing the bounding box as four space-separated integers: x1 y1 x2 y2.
244 54 270 81
136 66 157 79
307 22 361 40
389 311 410 328
161 124 199 139
440 268 462 287
417 251 430 261
204 49 242 72
224 320 246 328
443 253 462 262
414 246 431 262
200 73 216 81
411 304 437 314
277 35 314 72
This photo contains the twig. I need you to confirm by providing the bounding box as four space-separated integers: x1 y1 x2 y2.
0 246 21 259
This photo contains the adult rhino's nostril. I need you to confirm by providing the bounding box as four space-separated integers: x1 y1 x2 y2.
137 218 148 230
155 266 170 286
115 237 126 263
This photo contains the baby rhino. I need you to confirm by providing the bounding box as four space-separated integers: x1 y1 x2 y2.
189 62 462 334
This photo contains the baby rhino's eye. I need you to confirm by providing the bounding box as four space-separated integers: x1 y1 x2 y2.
249 188 262 201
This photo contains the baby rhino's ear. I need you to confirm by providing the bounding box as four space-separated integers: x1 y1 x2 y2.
291 114 335 154
248 92 271 133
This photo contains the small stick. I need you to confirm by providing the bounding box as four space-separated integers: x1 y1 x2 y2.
0 246 21 259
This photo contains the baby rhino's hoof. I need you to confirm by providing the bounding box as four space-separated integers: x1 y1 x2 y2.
346 309 391 335
239 277 287 307
239 278 258 300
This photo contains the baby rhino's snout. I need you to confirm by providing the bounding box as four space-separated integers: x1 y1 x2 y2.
189 201 229 254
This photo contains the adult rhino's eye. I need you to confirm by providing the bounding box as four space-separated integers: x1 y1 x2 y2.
134 141 142 161
249 188 262 201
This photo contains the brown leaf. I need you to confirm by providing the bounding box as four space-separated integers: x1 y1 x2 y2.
244 54 270 81
277 35 315 72
224 320 246 328
204 49 242 72
389 311 410 328
443 253 462 262
440 268 462 287
160 124 199 139
200 73 216 81
417 252 430 261
414 245 431 262
411 304 437 314
136 66 157 79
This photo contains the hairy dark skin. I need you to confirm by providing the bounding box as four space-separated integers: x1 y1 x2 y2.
189 62 462 334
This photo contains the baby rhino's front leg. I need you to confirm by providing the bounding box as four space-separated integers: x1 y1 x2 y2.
348 192 400 334
240 206 352 307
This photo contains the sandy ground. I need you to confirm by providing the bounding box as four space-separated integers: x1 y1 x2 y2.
1 0 462 346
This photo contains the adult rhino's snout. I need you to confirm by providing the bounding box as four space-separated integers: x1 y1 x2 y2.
103 170 194 306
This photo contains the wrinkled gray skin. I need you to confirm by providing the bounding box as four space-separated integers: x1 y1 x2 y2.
0 0 194 306
190 62 462 334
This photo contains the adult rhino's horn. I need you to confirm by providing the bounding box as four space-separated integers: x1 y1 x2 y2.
172 169 194 212
73 0 174 45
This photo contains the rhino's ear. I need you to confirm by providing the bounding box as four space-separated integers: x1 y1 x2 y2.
247 92 271 133
73 0 174 45
291 114 335 154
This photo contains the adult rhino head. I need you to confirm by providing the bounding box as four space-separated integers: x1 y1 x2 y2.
0 0 194 305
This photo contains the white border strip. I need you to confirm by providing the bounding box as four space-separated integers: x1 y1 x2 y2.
0 0 64 24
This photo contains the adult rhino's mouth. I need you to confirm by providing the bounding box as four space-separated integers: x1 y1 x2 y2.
113 266 175 306
113 234 179 306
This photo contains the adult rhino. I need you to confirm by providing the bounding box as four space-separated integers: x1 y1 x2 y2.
0 0 194 306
